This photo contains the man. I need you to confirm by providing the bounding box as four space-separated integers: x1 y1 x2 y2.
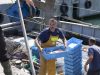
84 37 100 75
25 0 40 17
25 0 36 17
35 18 66 75
0 27 12 75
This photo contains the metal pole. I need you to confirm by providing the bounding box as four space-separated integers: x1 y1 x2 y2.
1 22 20 28
17 0 36 75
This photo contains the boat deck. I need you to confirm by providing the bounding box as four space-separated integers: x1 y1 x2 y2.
0 45 88 75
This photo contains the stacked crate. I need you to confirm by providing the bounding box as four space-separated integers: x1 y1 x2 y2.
64 37 82 75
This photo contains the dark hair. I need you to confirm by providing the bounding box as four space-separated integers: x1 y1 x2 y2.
89 37 96 44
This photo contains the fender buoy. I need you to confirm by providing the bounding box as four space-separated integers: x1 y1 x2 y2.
84 0 92 9
60 3 68 16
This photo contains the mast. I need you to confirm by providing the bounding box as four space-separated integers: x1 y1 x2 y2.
17 0 36 75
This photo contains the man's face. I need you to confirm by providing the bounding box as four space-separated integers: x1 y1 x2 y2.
89 40 93 46
49 20 57 32
89 40 91 46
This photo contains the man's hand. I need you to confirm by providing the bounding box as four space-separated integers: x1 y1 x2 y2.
84 64 88 72
64 44 67 48
39 47 43 52
84 54 93 72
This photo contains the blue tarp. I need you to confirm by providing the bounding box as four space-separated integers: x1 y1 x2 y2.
6 1 36 22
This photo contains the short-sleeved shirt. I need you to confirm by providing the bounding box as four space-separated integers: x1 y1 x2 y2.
88 45 100 71
38 28 64 43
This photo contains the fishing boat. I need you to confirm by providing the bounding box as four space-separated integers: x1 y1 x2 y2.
0 0 100 75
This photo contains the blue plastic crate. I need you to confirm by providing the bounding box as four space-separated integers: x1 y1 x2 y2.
65 71 82 75
67 37 83 45
65 61 82 67
64 56 82 63
65 37 82 55
43 46 65 53
65 62 82 69
65 69 82 75
65 50 82 58
66 44 82 54
31 46 40 59
42 37 83 60
64 70 82 75
64 55 82 62
64 58 82 66
65 66 82 73
65 54 82 61
42 46 66 60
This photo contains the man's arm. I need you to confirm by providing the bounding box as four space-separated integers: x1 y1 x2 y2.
62 37 67 48
35 37 43 51
58 29 67 47
84 48 94 72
